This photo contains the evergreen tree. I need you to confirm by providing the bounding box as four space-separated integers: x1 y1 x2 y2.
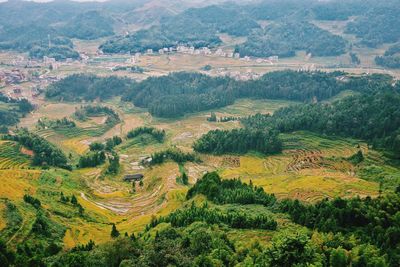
111 224 120 238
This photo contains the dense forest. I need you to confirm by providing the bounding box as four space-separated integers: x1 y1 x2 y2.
60 11 114 40
279 191 400 266
193 128 282 155
235 20 347 58
122 72 235 118
3 129 70 169
345 4 400 48
46 74 134 102
122 71 348 117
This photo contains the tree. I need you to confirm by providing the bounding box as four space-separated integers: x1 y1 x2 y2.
330 247 347 267
181 172 189 185
111 224 120 238
71 195 78 206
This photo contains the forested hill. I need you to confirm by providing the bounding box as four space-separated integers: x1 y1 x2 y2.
235 20 347 58
46 71 395 118
241 90 400 156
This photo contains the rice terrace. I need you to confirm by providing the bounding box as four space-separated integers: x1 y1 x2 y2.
0 0 400 266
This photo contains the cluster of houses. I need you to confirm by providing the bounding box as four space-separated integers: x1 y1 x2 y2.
0 69 26 86
124 45 280 64
214 68 262 81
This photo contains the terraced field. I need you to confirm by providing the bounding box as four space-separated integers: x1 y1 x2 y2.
0 141 31 170
221 131 380 202
2 98 397 249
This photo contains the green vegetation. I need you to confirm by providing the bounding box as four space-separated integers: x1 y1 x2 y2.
37 117 76 130
279 191 400 266
122 72 234 118
236 20 347 58
78 151 106 168
375 43 400 69
23 194 41 209
345 4 400 47
151 203 277 230
242 91 400 156
187 172 276 206
0 94 34 129
127 127 166 143
193 128 282 155
106 151 120 175
99 5 259 54
46 74 134 102
61 11 114 40
3 129 70 169
151 148 198 165
123 71 369 118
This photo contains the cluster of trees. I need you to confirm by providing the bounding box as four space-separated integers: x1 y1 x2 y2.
78 151 106 168
83 136 122 171
46 74 134 102
193 128 282 155
23 194 41 209
150 148 198 165
279 190 400 266
0 95 34 130
37 117 76 130
235 20 347 58
152 203 277 230
74 105 120 127
60 194 85 216
375 43 400 69
187 172 276 207
106 151 120 175
3 129 70 169
207 112 239 123
127 127 166 142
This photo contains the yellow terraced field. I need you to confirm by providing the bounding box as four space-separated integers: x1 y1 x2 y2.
0 170 41 200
